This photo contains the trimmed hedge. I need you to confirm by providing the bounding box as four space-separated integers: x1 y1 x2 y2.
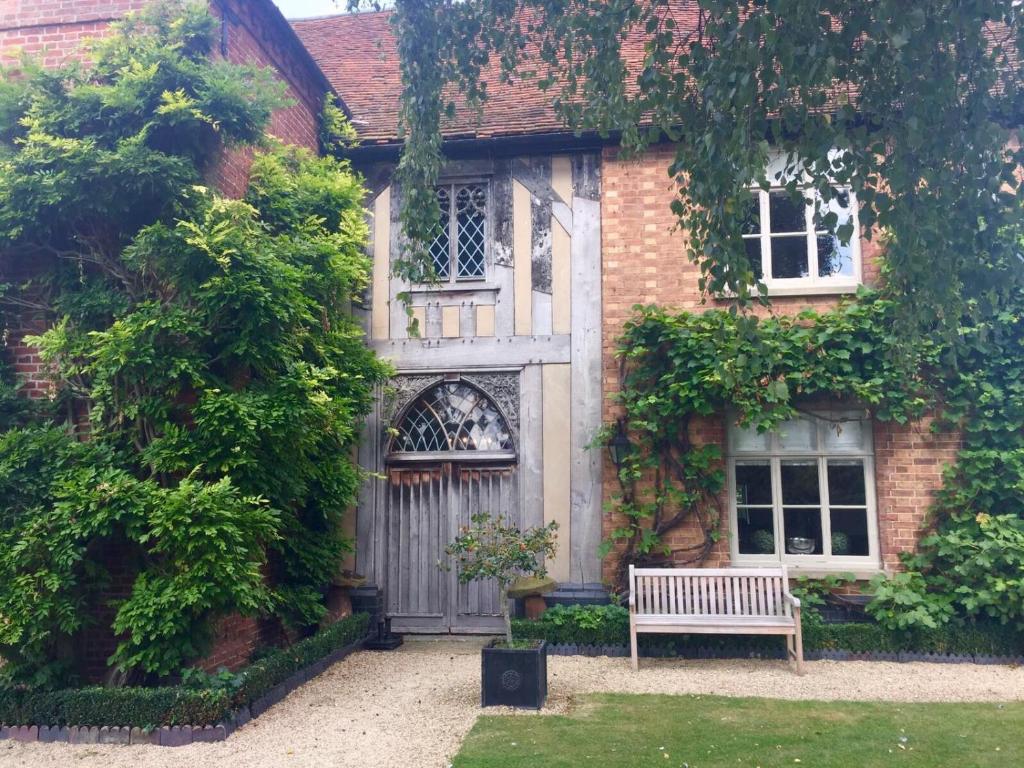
0 686 231 729
233 611 369 707
512 604 1024 657
0 612 370 728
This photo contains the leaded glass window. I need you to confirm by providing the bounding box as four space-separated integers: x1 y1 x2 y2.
428 183 488 283
391 383 514 455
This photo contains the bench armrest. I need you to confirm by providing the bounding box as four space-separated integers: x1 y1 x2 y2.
628 591 636 611
783 590 801 610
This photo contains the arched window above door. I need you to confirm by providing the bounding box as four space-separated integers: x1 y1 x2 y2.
388 381 515 461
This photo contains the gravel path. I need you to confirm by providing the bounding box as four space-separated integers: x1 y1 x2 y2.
2 637 1022 768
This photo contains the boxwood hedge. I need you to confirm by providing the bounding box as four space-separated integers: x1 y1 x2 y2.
0 612 370 728
512 604 1024 657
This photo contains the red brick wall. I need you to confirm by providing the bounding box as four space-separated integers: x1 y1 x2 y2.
600 144 959 583
209 0 324 195
1 1 324 187
1 0 330 676
0 0 150 67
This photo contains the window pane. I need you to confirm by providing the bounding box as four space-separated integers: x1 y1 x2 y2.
781 460 820 504
455 185 486 279
830 507 869 556
783 507 823 555
813 189 853 230
429 188 452 279
740 195 761 234
822 420 865 451
769 235 810 278
735 461 772 505
769 191 807 233
817 235 855 277
743 237 764 279
827 459 867 505
737 507 776 555
777 418 817 451
731 423 769 452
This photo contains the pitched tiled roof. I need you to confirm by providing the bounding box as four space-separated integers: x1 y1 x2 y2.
293 8 1020 145
292 6 702 145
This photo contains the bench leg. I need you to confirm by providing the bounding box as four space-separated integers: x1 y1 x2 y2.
629 619 639 671
793 608 805 675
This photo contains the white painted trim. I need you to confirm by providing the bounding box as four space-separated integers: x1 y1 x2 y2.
726 410 881 570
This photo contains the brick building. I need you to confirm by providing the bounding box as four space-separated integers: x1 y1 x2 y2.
295 6 962 616
0 0 340 673
2 1 966 656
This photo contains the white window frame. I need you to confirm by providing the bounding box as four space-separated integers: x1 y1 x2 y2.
727 410 881 572
428 179 490 286
742 153 863 295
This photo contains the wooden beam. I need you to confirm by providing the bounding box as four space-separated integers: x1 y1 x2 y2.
543 363 572 582
371 334 571 369
569 192 604 585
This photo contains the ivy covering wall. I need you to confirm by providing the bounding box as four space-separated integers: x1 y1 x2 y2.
605 275 1024 630
0 1 389 688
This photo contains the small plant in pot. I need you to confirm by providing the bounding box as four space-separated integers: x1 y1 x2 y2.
444 513 558 709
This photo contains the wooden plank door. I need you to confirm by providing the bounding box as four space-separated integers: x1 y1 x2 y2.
385 466 449 632
386 463 519 633
450 465 520 633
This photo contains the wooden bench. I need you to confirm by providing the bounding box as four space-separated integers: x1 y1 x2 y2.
628 565 804 674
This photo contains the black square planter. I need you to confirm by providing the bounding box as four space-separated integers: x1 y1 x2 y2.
481 639 548 709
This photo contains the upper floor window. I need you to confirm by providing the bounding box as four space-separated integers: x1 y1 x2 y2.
728 410 879 570
740 155 861 293
429 183 488 283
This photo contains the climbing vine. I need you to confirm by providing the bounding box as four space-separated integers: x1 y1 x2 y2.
351 0 1023 340
602 289 940 592
605 272 1024 630
0 1 389 687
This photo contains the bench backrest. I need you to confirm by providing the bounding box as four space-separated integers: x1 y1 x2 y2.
629 566 792 619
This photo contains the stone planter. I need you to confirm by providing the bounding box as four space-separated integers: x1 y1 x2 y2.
481 639 547 709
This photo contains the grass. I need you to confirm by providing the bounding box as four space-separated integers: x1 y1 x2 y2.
453 693 1024 767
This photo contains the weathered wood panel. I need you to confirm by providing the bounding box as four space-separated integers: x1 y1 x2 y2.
542 363 572 582
520 365 545 534
569 190 603 585
551 156 572 336
512 179 533 336
371 334 571 369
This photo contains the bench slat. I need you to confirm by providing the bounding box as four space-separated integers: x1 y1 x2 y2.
633 567 789 577
635 614 795 628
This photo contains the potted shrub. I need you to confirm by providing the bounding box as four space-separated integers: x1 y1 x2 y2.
445 513 558 709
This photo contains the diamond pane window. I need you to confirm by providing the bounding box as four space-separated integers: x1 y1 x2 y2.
429 188 452 279
455 185 487 278
391 383 514 454
429 183 488 284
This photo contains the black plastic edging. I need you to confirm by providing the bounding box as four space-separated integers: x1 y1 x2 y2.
0 631 371 748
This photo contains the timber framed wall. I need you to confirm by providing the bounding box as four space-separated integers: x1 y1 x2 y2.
354 151 605 622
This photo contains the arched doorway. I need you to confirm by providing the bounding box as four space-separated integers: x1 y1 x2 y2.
385 379 519 633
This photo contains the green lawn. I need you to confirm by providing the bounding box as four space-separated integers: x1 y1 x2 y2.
453 693 1023 767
